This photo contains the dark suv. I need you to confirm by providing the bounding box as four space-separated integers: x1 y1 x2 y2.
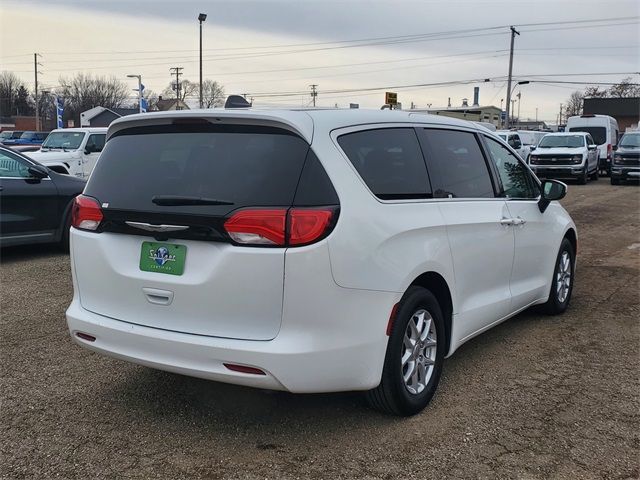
611 132 640 185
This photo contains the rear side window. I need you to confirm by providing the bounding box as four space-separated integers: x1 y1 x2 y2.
337 128 431 199
418 129 495 198
293 150 339 206
84 124 310 216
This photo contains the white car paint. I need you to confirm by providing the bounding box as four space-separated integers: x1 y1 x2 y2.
66 108 576 394
26 127 107 178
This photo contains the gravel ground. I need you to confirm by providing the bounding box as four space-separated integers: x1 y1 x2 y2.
1 181 639 480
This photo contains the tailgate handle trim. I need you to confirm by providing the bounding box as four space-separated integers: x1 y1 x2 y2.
126 221 189 233
142 287 174 306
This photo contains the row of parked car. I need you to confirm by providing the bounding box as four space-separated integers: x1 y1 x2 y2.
496 114 639 185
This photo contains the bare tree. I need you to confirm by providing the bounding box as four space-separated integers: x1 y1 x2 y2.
564 91 584 117
584 86 608 98
58 73 129 125
201 80 225 108
0 71 23 116
608 77 640 98
143 89 159 111
162 79 198 103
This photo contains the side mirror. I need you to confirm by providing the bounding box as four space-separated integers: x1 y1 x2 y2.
538 179 567 213
28 164 49 179
612 145 618 151
588 144 597 150
530 145 537 151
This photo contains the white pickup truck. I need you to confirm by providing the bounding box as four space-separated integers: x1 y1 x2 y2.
25 128 107 178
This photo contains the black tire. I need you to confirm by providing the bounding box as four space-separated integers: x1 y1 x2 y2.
539 238 575 315
577 167 588 185
366 286 446 416
58 209 72 252
611 177 620 185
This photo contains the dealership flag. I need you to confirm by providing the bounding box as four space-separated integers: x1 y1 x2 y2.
55 97 64 128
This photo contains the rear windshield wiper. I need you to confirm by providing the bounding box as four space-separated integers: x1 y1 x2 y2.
152 195 234 206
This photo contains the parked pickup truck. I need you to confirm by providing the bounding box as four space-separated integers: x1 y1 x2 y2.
25 128 107 178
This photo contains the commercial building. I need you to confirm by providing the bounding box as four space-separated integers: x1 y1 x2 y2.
583 97 640 132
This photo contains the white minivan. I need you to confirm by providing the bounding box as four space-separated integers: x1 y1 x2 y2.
66 109 577 416
566 114 619 175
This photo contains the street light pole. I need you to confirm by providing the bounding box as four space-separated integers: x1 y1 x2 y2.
507 80 529 129
198 13 207 109
127 74 142 113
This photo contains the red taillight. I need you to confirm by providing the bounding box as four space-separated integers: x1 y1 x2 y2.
223 209 287 245
607 143 612 159
71 195 103 231
386 303 400 336
224 207 335 247
223 363 266 375
289 208 333 246
75 332 96 342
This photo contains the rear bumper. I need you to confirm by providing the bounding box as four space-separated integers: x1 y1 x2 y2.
67 295 392 393
66 242 398 393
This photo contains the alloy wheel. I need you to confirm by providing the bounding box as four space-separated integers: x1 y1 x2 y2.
401 309 437 395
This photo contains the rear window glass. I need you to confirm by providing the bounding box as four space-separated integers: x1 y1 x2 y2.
337 128 431 199
84 124 310 215
418 129 495 198
568 126 606 145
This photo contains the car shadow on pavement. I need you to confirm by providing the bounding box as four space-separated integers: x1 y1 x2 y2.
92 307 547 435
1 243 66 263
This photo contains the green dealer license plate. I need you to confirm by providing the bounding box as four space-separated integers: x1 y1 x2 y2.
139 242 187 276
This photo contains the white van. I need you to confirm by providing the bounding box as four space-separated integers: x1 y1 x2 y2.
566 115 619 175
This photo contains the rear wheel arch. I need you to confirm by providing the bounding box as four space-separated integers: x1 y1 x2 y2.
409 272 453 356
564 228 577 256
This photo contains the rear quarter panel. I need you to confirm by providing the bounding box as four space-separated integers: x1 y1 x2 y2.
311 128 457 299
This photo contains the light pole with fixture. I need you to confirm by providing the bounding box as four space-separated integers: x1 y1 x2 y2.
198 13 207 109
506 80 529 128
127 74 142 113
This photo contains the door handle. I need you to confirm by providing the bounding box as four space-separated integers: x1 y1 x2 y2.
512 216 527 226
500 217 515 226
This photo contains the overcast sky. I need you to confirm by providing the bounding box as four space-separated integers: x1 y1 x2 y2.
1 0 638 121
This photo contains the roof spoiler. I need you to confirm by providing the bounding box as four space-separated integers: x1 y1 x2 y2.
224 95 252 109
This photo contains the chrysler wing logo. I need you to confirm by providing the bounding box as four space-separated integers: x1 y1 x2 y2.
125 221 189 233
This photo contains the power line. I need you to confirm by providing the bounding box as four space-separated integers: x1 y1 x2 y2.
3 16 637 65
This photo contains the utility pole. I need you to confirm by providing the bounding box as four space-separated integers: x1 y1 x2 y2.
170 67 183 109
309 84 318 107
559 103 563 127
505 26 520 129
34 53 42 131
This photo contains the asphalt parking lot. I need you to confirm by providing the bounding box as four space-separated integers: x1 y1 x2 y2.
1 181 638 479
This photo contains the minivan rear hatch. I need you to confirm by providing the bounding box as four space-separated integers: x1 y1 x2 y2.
73 119 320 340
